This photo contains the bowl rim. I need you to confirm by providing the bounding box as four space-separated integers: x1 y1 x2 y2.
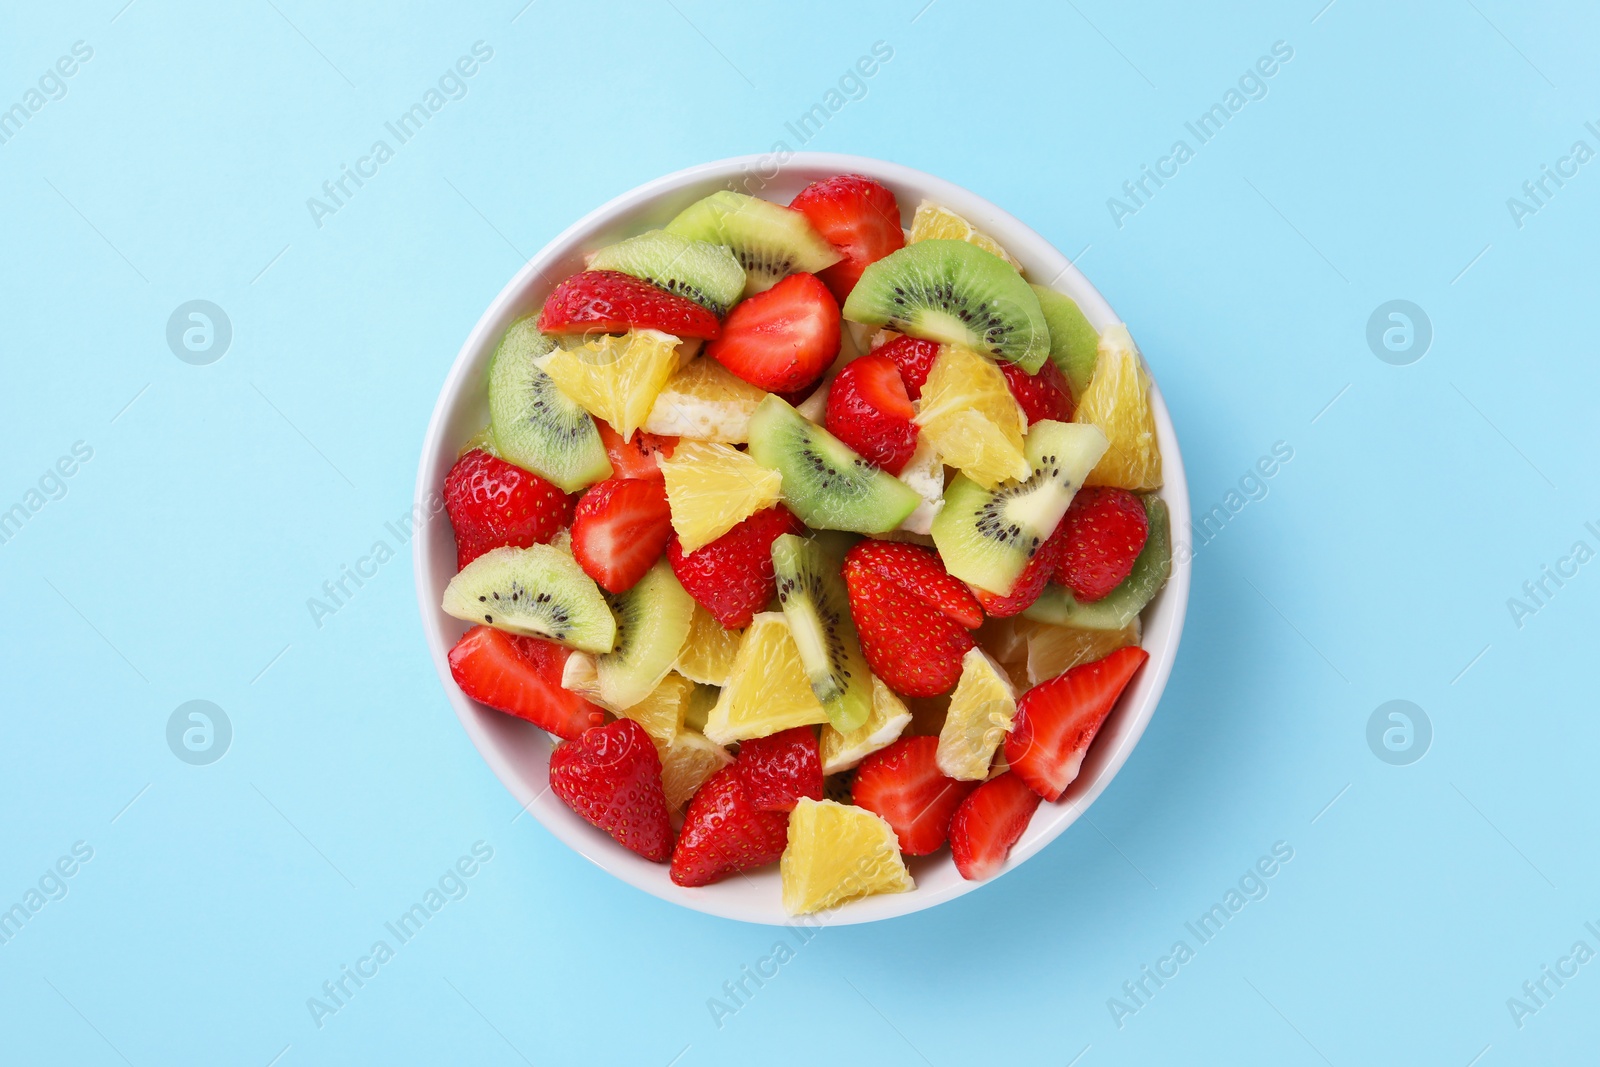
413 152 1191 926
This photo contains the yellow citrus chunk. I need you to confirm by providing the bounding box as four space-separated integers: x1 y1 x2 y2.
658 440 783 553
642 356 770 442
1075 324 1162 490
936 648 1017 780
703 612 829 745
781 798 914 915
674 601 743 685
660 729 734 810
914 344 1028 488
1026 618 1141 686
908 200 1023 271
616 672 693 750
537 328 681 441
820 676 914 775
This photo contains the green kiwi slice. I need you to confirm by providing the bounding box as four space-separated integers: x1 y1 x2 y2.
930 420 1109 596
597 559 696 709
746 395 920 534
442 545 616 653
487 316 612 492
770 533 872 732
1024 495 1170 630
842 240 1050 372
587 229 747 317
1031 284 1099 401
664 190 840 296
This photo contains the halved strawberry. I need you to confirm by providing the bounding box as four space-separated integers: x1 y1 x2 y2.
670 766 790 886
668 505 806 629
852 736 977 855
448 626 606 740
824 353 918 474
975 521 1071 618
790 174 905 303
842 566 975 697
705 273 840 392
736 727 823 812
597 421 675 480
1054 488 1150 602
1005 646 1148 801
949 772 1041 881
843 540 983 629
873 334 941 400
444 449 573 569
1000 360 1074 424
570 477 673 594
538 270 721 340
550 718 674 861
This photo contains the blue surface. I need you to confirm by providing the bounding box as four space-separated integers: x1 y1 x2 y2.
3 1 1597 1063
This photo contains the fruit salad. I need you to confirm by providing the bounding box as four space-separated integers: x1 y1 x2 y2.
438 173 1171 915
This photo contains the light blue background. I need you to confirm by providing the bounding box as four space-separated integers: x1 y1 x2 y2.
3 1 1597 1063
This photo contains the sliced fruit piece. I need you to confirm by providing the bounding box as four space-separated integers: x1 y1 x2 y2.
668 505 805 629
930 420 1109 597
597 421 675 479
824 352 918 475
1005 645 1148 801
444 449 573 569
973 519 1070 619
441 544 616 653
852 735 977 854
586 229 746 317
1032 285 1099 401
873 332 941 400
1054 486 1150 602
820 676 913 774
908 200 1023 270
537 269 720 340
936 648 1018 780
664 190 841 297
770 533 873 733
596 559 695 710
1025 618 1140 687
448 626 606 740
949 772 1041 880
570 476 673 594
1000 359 1074 425
556 648 606 706
1075 324 1162 490
736 726 824 812
843 566 974 697
672 766 791 886
1025 495 1170 631
461 424 497 457
746 395 920 533
780 798 913 915
915 343 1030 488
842 539 984 629
660 728 733 811
895 434 945 536
706 272 840 393
702 612 830 745
843 240 1048 371
549 718 673 861
642 356 769 443
614 671 692 751
487 316 612 492
790 174 905 302
674 601 742 685
657 439 783 553
538 328 682 442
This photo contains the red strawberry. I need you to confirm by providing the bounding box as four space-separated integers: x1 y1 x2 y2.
597 421 675 480
974 521 1071 618
668 505 806 629
842 540 983 629
1005 646 1148 801
999 360 1074 424
444 449 573 569
949 772 1042 880
736 727 824 812
842 566 975 697
538 270 722 340
570 477 673 594
873 334 941 400
448 626 607 740
824 353 919 474
852 736 977 855
705 273 840 392
549 718 673 861
789 174 905 302
1054 488 1150 602
669 766 790 886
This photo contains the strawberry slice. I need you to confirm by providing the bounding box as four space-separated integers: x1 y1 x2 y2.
668 504 806 629
1054 488 1150 602
705 273 840 392
949 772 1042 880
670 766 790 886
975 521 1071 618
570 477 673 594
852 736 977 855
550 718 674 861
597 421 675 480
874 334 942 400
824 353 919 475
1005 646 1148 801
790 174 905 303
843 540 983 629
538 270 722 340
842 566 975 697
448 626 607 740
736 727 824 812
444 449 573 569
1000 360 1074 424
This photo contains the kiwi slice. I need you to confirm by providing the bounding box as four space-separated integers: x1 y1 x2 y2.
488 316 612 492
1031 285 1099 401
442 545 616 653
664 190 841 296
587 229 747 317
771 533 871 733
930 420 1109 596
842 240 1050 372
1024 495 1171 631
746 395 920 534
597 559 696 709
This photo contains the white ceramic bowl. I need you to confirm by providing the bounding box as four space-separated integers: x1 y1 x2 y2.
414 153 1190 925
